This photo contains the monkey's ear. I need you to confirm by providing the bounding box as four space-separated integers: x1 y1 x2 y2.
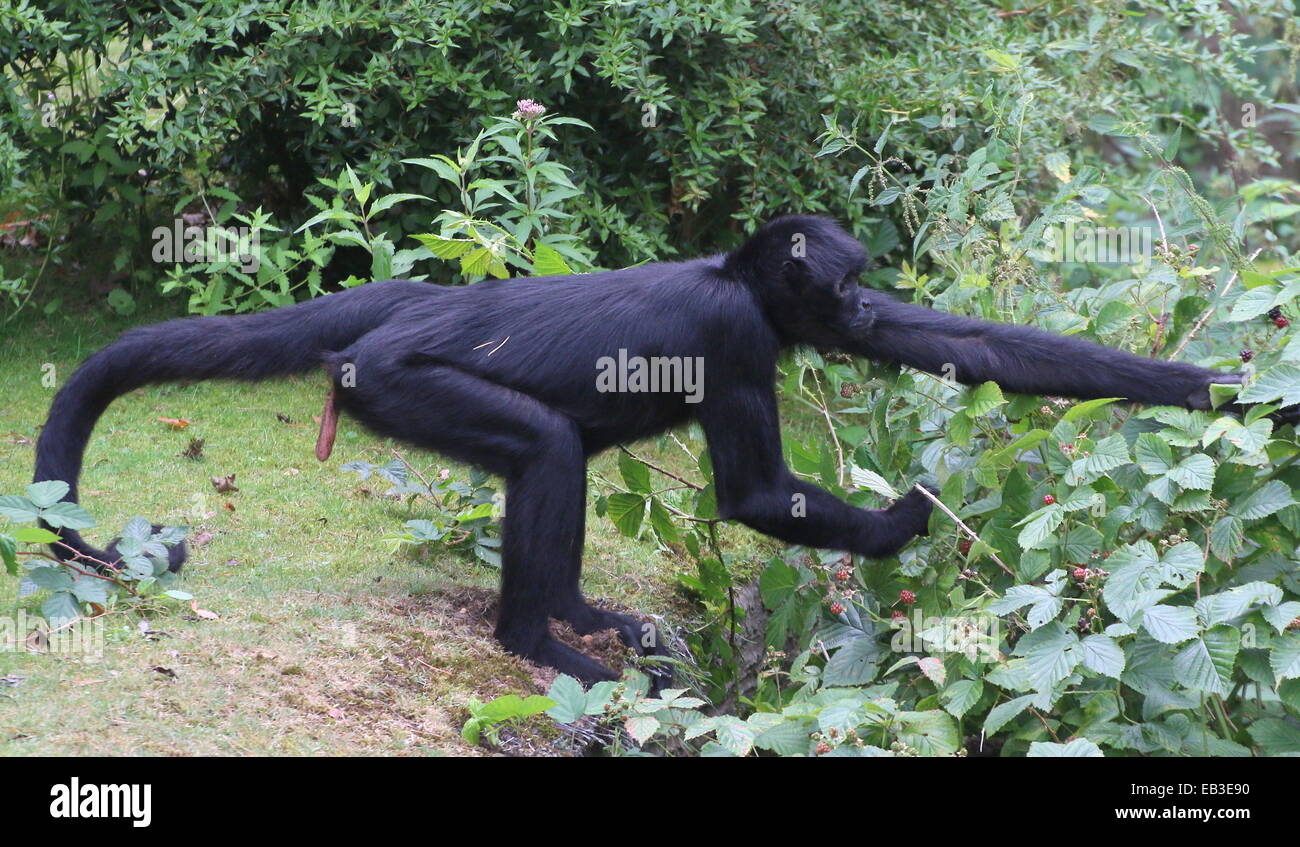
781 258 807 289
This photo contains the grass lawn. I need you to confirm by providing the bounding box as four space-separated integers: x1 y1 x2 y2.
0 303 783 756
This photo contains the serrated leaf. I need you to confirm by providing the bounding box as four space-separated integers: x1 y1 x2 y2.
1239 363 1300 406
849 466 900 499
605 493 645 537
1262 601 1300 634
1165 455 1215 490
1272 633 1300 683
1027 738 1103 757
0 496 39 523
531 243 573 276
1080 634 1125 679
1173 627 1239 695
1134 433 1174 475
1013 622 1081 691
26 480 70 508
625 715 661 745
896 710 959 756
940 679 984 718
824 637 885 685
545 675 588 724
984 694 1035 733
1142 604 1201 644
965 381 1005 417
1229 480 1293 520
1017 504 1064 550
40 501 96 530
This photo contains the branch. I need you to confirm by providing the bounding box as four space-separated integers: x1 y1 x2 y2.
911 483 1015 577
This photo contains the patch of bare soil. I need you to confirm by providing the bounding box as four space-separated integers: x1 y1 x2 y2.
360 586 654 756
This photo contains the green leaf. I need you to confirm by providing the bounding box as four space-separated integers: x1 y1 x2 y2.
625 715 661 745
1239 363 1300 406
1027 738 1103 757
617 451 652 494
1229 480 1293 521
1262 601 1300 634
0 534 15 576
40 501 96 530
1134 433 1173 475
1065 434 1130 485
1272 633 1300 683
1013 622 1081 691
1209 516 1245 561
940 679 984 719
70 575 110 605
1165 455 1215 490
1172 627 1240 695
42 591 81 626
896 710 959 756
26 480 70 508
1248 718 1300 755
531 243 573 276
545 675 588 724
1016 504 1064 550
13 526 59 543
1080 634 1125 679
984 694 1034 733
1142 604 1201 645
0 496 39 523
965 381 1005 417
1062 397 1121 422
26 565 73 592
605 493 645 537
1229 285 1280 321
366 192 431 214
824 637 885 686
711 716 756 756
849 466 900 499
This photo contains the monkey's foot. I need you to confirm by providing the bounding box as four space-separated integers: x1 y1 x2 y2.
556 603 674 691
514 637 620 686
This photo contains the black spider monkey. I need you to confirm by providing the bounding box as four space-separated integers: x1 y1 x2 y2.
35 215 1252 685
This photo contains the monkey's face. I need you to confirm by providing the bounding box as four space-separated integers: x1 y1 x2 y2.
769 262 875 349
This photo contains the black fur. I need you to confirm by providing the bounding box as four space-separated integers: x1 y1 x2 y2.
34 216 1242 684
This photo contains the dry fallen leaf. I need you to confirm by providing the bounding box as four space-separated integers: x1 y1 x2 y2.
190 530 213 547
327 708 344 719
190 601 219 620
158 417 190 429
210 473 238 493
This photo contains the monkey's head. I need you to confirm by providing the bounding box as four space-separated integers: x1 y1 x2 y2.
726 215 875 350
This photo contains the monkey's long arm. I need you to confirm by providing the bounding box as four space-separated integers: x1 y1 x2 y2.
856 292 1237 410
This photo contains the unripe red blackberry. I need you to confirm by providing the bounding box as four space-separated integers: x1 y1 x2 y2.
1073 567 1088 580
835 567 851 581
816 741 832 755
1277 316 1291 329
1043 494 1055 505
958 539 972 555
899 589 916 605
829 601 845 615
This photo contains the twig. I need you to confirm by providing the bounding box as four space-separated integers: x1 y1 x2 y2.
389 448 433 489
617 445 704 491
1167 248 1262 361
911 483 1015 577
23 544 139 596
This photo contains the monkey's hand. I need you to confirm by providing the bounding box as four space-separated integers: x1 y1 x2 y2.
1194 373 1300 427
